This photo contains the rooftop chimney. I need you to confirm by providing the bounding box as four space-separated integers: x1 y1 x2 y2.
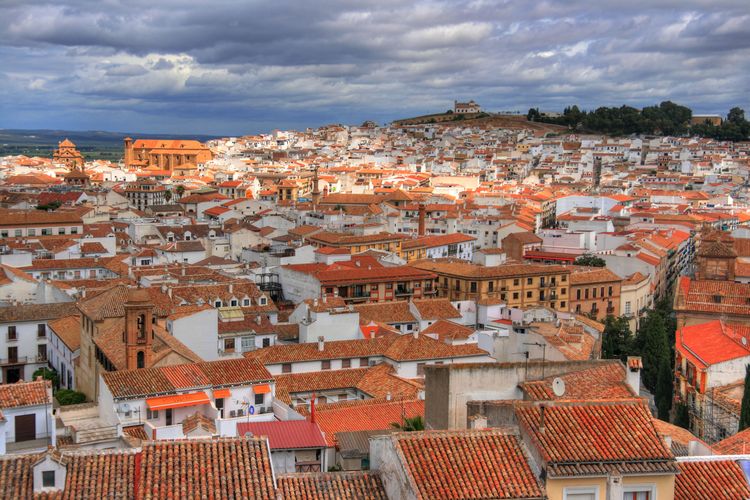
418 203 426 236
626 356 643 396
256 315 262 325
471 414 488 430
318 336 325 351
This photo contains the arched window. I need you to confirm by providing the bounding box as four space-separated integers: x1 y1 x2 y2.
137 314 146 339
136 351 145 369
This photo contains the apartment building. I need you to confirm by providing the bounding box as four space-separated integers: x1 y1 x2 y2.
568 267 623 321
410 259 570 311
0 209 83 238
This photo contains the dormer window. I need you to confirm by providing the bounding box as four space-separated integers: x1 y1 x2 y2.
215 300 222 308
230 299 238 307
243 298 251 306
259 297 267 306
713 295 722 304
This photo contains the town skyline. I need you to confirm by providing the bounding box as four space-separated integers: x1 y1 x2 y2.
1 0 748 135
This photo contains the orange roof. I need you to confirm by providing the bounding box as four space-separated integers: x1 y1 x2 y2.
314 399 425 446
677 320 750 370
145 391 210 411
253 383 271 394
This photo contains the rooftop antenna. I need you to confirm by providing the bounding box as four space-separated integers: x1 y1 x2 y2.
524 341 547 379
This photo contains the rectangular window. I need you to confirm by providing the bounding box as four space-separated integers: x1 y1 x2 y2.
417 363 426 376
147 409 159 420
322 360 331 370
28 229 35 236
527 278 533 285
282 363 292 373
224 338 235 353
592 288 597 298
526 291 532 298
338 393 348 401
42 471 55 488
585 289 589 299
625 301 632 314
608 286 613 296
342 359 351 368
38 344 47 361
600 286 605 297
8 326 16 341
513 279 519 286
488 281 494 292
360 357 369 367
14 229 21 237
576 289 581 300
513 292 519 300
38 324 46 338
58 227 66 235
470 281 477 293
262 337 270 348
254 393 264 405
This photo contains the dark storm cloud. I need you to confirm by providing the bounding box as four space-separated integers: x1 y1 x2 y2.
0 0 748 134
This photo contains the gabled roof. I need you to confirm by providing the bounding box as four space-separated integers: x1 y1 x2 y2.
515 400 675 477
677 320 750 370
394 429 544 500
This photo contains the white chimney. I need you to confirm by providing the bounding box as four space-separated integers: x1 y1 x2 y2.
318 336 325 351
413 329 419 339
229 283 233 293
471 414 488 430
256 315 261 325
626 356 642 396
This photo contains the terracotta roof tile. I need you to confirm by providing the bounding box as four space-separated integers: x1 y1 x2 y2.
102 357 273 399
395 429 544 500
0 379 51 408
277 471 387 499
675 459 750 500
516 400 675 477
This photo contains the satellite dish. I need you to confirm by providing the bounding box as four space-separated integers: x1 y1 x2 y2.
552 377 566 397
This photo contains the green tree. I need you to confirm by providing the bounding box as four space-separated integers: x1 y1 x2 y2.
32 367 59 389
739 365 750 431
602 316 633 361
573 254 606 267
655 356 673 420
174 184 185 196
164 190 172 202
635 310 669 392
674 402 690 430
391 415 425 432
56 389 87 406
728 107 746 125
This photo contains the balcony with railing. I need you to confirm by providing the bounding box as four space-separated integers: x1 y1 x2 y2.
0 354 47 366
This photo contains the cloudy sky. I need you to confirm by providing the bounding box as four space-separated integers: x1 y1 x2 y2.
1 0 748 135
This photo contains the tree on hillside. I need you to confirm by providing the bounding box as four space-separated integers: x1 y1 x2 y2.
602 316 633 361
739 365 750 432
573 254 606 267
674 402 690 430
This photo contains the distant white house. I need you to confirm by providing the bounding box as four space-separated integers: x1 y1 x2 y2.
454 100 481 114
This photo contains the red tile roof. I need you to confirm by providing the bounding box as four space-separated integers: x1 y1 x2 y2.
138 437 275 499
102 358 273 399
515 400 675 477
0 379 51 408
247 332 487 364
314 398 425 447
238 420 326 450
676 277 750 316
521 363 635 401
395 429 544 500
713 427 750 455
677 320 750 369
277 471 387 499
675 459 750 500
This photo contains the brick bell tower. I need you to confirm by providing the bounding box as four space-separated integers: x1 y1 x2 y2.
124 288 154 370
